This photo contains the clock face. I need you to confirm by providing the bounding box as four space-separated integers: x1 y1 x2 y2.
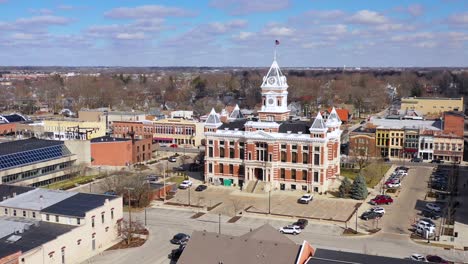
267 77 276 85
268 98 274 105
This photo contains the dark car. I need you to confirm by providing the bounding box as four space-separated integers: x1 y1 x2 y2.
168 245 185 262
292 219 309 229
426 255 451 263
421 209 440 220
361 210 383 220
170 233 190 245
383 157 390 162
395 166 409 172
370 195 393 205
430 159 444 164
173 166 185 172
431 183 448 191
411 157 423 163
195 185 207 192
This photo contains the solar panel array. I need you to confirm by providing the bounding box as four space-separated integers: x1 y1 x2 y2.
0 145 71 170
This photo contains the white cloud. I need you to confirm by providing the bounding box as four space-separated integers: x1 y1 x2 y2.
210 0 290 15
11 33 35 40
28 8 53 15
407 4 424 17
233 31 253 40
348 10 388 24
447 12 468 25
263 26 295 37
206 19 247 34
115 32 145 40
16 15 71 26
323 24 347 35
414 41 438 48
105 5 195 19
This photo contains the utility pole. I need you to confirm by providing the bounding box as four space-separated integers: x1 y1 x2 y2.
218 214 221 234
124 187 135 239
268 188 271 214
188 186 191 206
163 162 167 203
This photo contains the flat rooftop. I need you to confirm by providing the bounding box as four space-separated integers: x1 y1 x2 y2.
0 188 75 211
0 185 35 202
369 117 442 130
0 138 64 156
0 219 76 258
42 193 119 217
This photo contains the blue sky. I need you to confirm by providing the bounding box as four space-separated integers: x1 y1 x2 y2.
0 0 467 67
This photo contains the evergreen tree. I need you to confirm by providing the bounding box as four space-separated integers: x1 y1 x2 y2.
350 174 368 200
338 177 352 198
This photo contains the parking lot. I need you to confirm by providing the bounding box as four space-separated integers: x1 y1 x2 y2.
358 165 447 239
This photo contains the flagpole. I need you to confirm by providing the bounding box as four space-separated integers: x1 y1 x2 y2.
274 42 277 61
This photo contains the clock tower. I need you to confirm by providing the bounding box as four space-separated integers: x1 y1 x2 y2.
258 58 290 122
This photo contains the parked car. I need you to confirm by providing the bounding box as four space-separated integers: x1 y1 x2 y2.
431 183 448 191
292 219 309 229
195 185 207 192
421 209 440 220
371 206 386 215
385 178 400 185
383 157 390 162
104 190 117 196
169 144 178 148
426 255 451 263
386 182 401 189
417 219 436 229
360 210 383 220
147 175 161 183
430 159 444 164
170 233 190 245
279 225 301 235
395 166 409 172
370 195 393 205
415 225 435 236
179 180 193 189
173 166 185 172
168 156 178 162
298 194 313 204
168 245 185 261
410 253 427 262
426 203 441 212
411 157 423 163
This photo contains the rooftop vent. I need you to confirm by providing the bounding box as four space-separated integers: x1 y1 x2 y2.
6 235 22 243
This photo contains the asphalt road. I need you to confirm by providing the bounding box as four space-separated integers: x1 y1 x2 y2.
86 206 467 264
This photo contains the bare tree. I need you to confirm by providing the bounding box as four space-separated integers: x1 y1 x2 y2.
120 220 145 245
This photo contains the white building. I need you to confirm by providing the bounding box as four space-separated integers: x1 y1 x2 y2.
0 185 123 264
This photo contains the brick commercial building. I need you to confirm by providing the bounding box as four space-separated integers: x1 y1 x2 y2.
204 57 342 193
90 136 152 166
348 111 464 163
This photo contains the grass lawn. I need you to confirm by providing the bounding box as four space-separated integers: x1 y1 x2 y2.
165 176 185 185
46 174 98 190
340 164 391 188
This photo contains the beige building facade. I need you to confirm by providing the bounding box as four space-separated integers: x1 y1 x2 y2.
401 97 464 115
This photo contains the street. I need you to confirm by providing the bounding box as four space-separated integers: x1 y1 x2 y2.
86 206 467 264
